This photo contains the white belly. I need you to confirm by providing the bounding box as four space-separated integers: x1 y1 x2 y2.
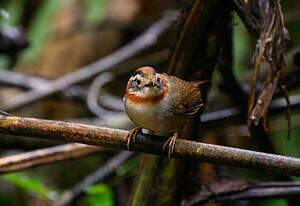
124 97 186 132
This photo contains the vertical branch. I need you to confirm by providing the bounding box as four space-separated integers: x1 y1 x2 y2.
218 2 248 116
167 0 218 77
128 155 180 206
128 0 220 205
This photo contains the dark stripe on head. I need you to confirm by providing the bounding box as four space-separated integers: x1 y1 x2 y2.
133 70 145 77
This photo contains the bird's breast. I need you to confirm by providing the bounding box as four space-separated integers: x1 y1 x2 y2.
124 96 187 132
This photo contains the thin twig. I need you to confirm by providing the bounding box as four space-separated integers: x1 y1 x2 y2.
232 0 259 37
0 70 49 90
0 143 107 174
246 15 275 134
1 11 179 111
202 93 300 123
0 114 300 176
87 73 122 118
185 180 300 205
250 71 281 125
0 49 169 97
53 151 134 206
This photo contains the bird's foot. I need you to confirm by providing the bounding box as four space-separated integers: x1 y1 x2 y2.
163 132 179 158
126 127 143 150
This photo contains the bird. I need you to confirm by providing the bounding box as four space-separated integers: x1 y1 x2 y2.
123 66 206 157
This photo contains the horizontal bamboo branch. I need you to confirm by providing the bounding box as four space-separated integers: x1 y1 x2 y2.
0 143 109 174
0 114 300 176
2 93 299 174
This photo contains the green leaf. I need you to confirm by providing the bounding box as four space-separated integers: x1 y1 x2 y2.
86 183 114 206
2 173 59 200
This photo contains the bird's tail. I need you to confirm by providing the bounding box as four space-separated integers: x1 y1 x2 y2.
191 80 210 89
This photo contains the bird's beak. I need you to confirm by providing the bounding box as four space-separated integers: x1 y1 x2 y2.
145 81 155 87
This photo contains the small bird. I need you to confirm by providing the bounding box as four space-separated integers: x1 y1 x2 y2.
123 66 206 157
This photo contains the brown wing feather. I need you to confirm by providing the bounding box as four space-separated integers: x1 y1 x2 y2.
168 76 204 116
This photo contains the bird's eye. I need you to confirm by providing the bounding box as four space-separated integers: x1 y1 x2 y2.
136 79 141 85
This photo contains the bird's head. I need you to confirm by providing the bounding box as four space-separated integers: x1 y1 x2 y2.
126 66 167 104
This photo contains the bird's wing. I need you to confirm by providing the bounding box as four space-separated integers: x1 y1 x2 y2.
168 76 204 116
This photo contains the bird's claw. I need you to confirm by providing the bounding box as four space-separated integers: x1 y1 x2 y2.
163 133 178 158
126 127 142 150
